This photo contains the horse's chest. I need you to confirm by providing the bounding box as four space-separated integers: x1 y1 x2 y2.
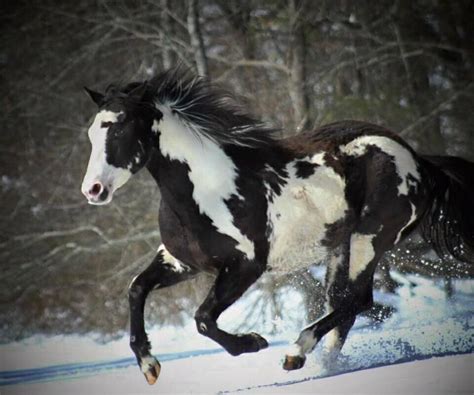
266 161 348 272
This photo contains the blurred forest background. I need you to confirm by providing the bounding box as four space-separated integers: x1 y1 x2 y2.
1 0 473 343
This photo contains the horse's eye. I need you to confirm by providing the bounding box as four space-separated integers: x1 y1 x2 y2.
101 121 114 128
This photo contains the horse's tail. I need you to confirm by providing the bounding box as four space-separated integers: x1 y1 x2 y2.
419 154 474 263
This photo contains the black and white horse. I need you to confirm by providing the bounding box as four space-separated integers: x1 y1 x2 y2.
81 69 474 385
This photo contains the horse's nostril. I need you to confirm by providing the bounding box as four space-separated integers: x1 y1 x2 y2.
99 187 109 202
90 182 103 196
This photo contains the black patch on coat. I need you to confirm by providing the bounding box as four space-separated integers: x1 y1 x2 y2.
224 144 275 265
294 160 319 178
147 151 246 273
261 165 288 201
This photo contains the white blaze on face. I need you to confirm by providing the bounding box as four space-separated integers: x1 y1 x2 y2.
81 110 132 205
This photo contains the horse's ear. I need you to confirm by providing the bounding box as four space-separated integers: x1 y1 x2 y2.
84 87 104 106
128 82 148 102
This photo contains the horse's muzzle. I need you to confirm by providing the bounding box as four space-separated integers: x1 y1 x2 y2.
82 181 111 205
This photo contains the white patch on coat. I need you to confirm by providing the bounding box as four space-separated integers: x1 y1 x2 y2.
158 244 189 273
140 356 158 374
82 110 132 203
323 305 341 355
348 233 376 280
394 203 418 244
155 104 255 260
151 119 160 134
286 329 316 358
324 327 342 353
341 136 420 196
326 254 343 292
267 154 348 271
321 327 344 371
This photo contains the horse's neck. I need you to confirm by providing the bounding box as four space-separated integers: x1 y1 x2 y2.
147 109 251 215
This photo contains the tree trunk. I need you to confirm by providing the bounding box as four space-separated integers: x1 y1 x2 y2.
288 0 310 132
160 0 174 69
187 0 209 77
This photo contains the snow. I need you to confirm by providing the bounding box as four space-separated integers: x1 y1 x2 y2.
1 349 472 394
1 273 473 394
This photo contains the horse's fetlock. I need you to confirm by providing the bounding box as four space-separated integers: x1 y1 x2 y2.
130 336 150 355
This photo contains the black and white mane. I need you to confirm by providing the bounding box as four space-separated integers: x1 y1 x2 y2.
81 68 474 385
112 69 278 147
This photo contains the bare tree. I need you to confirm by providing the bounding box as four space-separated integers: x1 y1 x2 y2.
187 0 209 76
160 0 175 69
288 0 310 131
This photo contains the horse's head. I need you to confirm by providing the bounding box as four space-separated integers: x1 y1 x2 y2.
81 83 161 205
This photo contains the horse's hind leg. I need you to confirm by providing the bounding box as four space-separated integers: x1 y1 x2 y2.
322 251 357 368
283 235 379 371
128 245 195 384
283 200 411 370
194 258 268 356
283 272 375 370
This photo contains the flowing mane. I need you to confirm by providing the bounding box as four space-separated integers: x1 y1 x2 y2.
124 68 279 147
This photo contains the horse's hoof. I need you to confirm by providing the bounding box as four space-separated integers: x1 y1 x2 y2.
283 354 306 371
249 332 269 351
229 333 269 355
140 356 161 385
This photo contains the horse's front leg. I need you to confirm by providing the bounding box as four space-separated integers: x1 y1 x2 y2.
194 258 268 356
128 245 195 385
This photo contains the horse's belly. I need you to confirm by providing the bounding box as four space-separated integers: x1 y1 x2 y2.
266 160 348 272
268 216 330 272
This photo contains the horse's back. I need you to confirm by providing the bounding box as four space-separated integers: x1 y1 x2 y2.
280 119 425 210
279 120 414 156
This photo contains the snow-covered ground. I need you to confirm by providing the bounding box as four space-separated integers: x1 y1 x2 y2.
2 347 472 394
1 272 473 394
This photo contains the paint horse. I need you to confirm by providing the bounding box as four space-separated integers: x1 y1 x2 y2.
81 69 474 385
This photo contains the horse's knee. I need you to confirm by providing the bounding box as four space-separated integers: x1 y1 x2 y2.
128 275 145 301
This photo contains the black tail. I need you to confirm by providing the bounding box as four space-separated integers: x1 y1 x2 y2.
420 155 474 263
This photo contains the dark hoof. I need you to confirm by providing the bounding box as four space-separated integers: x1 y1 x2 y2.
229 332 269 356
283 354 306 371
140 356 161 385
249 332 269 351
